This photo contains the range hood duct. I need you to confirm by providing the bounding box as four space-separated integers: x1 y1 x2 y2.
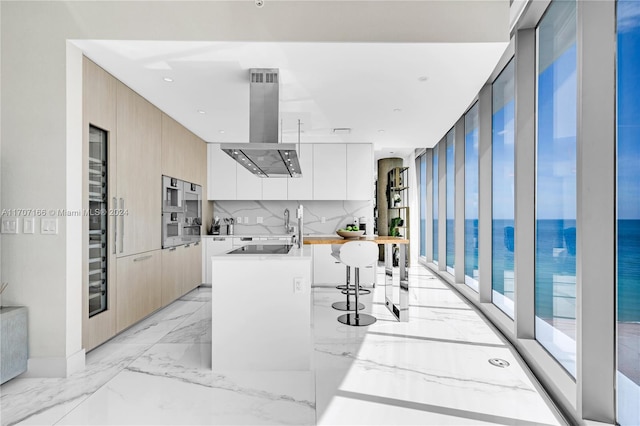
221 68 302 178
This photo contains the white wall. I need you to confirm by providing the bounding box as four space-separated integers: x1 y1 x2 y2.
0 0 508 376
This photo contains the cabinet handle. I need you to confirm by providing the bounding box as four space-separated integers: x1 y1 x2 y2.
133 254 152 262
119 198 124 253
112 197 117 254
169 247 176 251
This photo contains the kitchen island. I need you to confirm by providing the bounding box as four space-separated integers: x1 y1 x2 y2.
210 242 312 370
304 235 410 322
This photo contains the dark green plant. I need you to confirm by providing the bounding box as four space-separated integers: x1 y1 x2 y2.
389 217 403 237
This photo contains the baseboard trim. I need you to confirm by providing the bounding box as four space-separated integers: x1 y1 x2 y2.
22 348 86 378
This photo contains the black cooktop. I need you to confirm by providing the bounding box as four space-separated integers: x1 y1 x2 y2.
228 244 293 255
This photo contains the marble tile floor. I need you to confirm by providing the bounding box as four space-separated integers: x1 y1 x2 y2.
1 266 567 426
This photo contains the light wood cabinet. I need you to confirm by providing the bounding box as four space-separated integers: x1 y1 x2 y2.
161 247 184 306
208 143 237 200
116 82 162 256
346 144 373 200
287 143 313 200
313 144 347 200
116 250 162 332
183 242 202 293
162 113 206 186
82 58 118 351
161 113 186 180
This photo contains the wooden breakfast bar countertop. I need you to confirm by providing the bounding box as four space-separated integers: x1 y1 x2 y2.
303 235 409 245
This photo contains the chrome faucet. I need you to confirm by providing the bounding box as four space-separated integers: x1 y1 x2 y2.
284 208 294 234
296 204 303 248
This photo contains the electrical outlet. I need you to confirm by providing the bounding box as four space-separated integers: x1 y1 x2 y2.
244 216 249 224
236 217 242 224
293 277 304 294
41 218 58 235
257 216 263 224
321 216 326 223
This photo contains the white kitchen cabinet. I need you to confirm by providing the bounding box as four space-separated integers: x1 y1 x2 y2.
203 237 233 284
262 177 287 200
236 163 263 200
312 245 347 285
312 245 375 287
313 144 346 200
287 143 313 200
346 144 373 200
207 143 237 200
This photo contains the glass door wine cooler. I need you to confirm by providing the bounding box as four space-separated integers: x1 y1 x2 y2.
88 125 108 317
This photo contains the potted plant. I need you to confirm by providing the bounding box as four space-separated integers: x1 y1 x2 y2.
393 193 401 206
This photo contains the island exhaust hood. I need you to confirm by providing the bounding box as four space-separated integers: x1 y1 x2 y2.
221 69 302 178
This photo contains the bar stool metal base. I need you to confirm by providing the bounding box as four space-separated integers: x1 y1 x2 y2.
332 301 365 311
337 313 377 326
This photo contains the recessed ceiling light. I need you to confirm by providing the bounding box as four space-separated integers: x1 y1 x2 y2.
163 77 174 82
233 151 238 155
393 108 402 112
197 110 206 114
378 130 385 133
418 76 429 82
219 130 225 134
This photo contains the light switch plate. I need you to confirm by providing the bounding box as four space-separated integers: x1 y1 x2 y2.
293 277 305 294
23 217 35 234
257 217 263 224
244 216 249 224
1 217 19 234
236 217 242 224
41 218 58 235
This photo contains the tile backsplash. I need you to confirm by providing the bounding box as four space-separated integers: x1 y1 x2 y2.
211 200 373 235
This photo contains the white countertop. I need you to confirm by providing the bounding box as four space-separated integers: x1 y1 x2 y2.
203 234 294 239
211 243 312 259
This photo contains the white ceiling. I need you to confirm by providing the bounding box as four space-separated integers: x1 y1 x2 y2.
73 39 507 159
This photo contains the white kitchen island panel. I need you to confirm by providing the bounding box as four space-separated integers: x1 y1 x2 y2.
211 245 312 371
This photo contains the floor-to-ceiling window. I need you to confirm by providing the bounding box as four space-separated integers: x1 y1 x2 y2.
446 130 455 274
535 0 577 376
464 103 479 291
433 148 439 264
492 59 515 318
617 1 640 423
419 153 427 259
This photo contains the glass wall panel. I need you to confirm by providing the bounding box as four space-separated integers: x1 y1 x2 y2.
535 0 577 377
433 148 439 264
492 59 516 318
465 103 479 291
446 130 455 274
617 1 640 423
420 154 427 258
